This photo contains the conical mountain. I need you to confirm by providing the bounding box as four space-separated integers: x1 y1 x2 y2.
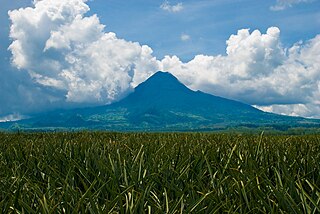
1 71 318 131
115 71 263 119
116 71 196 108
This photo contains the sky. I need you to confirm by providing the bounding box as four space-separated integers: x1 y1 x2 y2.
0 0 320 121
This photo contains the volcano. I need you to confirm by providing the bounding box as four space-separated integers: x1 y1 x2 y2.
1 71 319 131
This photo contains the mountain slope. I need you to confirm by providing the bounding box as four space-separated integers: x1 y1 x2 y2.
114 72 262 124
1 71 319 131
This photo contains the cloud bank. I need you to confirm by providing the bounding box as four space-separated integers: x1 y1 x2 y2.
8 0 320 118
163 29 320 118
0 113 25 122
9 0 158 104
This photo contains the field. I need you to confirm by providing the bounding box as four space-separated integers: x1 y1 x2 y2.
0 132 320 213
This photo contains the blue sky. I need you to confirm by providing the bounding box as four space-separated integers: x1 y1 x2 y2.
0 0 320 120
86 0 320 61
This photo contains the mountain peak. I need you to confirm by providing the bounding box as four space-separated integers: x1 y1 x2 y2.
4 70 316 131
150 71 176 79
135 71 188 92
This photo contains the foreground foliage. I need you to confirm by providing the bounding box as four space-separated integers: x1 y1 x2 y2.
0 132 320 213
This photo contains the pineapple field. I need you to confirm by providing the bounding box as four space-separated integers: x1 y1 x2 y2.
0 132 320 213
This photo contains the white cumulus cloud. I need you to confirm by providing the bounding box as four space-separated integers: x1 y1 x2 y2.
159 27 320 118
160 1 184 13
7 0 320 118
9 0 159 104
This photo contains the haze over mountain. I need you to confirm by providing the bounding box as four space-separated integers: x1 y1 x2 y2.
1 71 319 131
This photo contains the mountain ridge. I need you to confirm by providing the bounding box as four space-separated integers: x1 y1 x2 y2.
1 71 319 131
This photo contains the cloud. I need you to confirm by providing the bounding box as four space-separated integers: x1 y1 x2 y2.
9 0 159 104
0 113 25 122
180 33 191 41
159 27 320 118
160 1 183 13
7 0 320 118
270 0 315 11
254 104 320 118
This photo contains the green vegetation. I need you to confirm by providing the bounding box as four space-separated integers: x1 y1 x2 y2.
1 132 320 213
3 71 320 132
